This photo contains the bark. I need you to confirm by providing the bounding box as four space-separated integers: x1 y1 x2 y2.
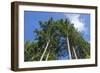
40 39 50 61
67 36 72 59
45 50 50 61
72 46 78 59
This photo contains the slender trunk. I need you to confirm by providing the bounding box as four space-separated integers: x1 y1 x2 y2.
40 40 50 61
72 46 78 59
46 50 50 61
67 36 72 59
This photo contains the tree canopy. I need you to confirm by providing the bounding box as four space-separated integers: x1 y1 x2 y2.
24 17 90 61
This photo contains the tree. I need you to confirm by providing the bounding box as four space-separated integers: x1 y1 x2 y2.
54 19 90 59
24 17 90 61
35 18 59 61
24 41 41 61
55 19 72 59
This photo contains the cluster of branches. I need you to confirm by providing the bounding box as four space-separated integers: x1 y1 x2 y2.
24 18 90 61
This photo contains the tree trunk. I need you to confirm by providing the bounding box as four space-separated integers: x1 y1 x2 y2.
66 36 72 59
46 50 50 61
72 46 78 59
40 40 50 61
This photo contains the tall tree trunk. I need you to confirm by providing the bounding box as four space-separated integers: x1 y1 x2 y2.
66 36 72 59
40 40 50 61
45 50 50 61
72 46 78 59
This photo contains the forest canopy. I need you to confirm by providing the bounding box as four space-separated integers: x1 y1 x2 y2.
24 18 90 61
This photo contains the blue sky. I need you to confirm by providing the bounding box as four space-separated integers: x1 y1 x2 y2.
24 11 90 60
24 11 90 42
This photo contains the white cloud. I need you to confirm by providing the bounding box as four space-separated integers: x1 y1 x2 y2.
64 14 86 32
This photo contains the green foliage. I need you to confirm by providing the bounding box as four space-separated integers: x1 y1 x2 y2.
24 17 90 61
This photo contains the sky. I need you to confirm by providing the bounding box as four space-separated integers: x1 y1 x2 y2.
24 11 90 42
24 11 90 60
